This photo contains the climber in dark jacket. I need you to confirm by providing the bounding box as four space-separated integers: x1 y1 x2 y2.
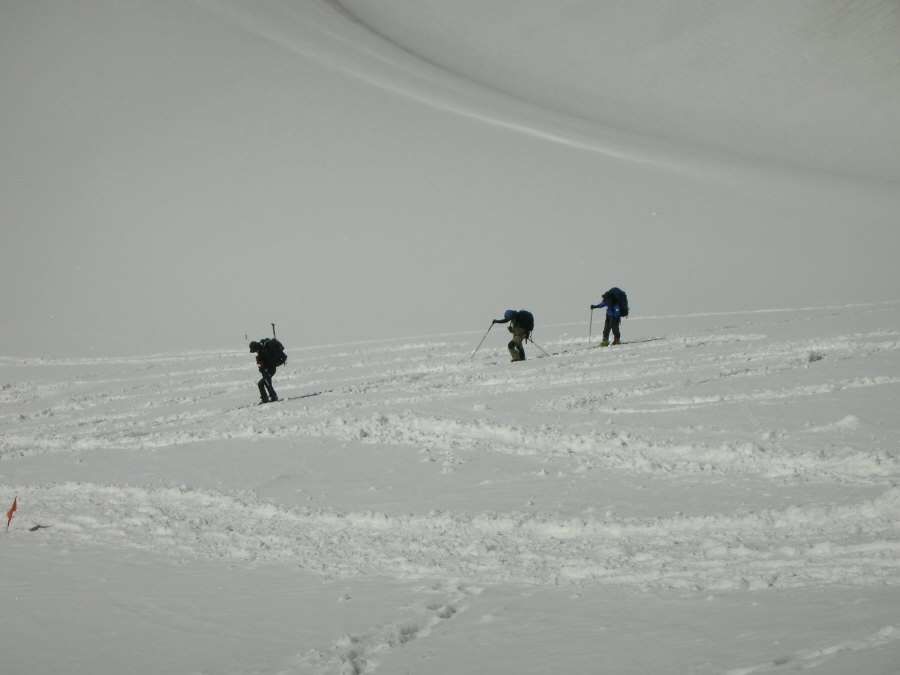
249 339 285 403
492 309 534 362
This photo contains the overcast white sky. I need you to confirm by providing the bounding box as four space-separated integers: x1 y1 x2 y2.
1 0 898 357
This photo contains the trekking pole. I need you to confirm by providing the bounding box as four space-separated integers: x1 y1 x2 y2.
588 308 594 345
471 323 494 359
271 323 277 339
528 337 551 357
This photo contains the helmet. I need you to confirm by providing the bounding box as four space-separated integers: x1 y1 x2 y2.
504 310 516 321
249 341 261 352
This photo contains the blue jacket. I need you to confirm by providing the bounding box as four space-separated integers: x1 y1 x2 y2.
595 300 621 318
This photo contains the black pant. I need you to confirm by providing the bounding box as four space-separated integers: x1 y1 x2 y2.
603 315 621 342
258 367 277 402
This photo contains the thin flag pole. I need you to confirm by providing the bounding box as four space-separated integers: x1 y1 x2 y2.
6 496 17 534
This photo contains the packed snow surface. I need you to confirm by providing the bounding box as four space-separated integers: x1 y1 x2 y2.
3 304 899 673
2 0 899 672
2 0 898 356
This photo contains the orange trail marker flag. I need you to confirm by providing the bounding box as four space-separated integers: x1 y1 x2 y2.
6 497 17 533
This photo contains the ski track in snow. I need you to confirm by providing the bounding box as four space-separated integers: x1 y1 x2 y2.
2 307 899 604
8 480 900 593
3 326 896 483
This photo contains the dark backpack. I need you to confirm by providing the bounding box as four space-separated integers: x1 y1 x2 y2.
260 338 287 366
515 310 535 334
606 288 629 317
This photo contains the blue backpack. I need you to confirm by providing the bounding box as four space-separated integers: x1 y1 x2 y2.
606 288 629 317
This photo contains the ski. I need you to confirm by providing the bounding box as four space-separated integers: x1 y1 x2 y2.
592 337 664 348
234 390 332 410
282 390 332 401
531 337 665 357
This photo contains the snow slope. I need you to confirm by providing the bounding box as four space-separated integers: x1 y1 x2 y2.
1 0 898 356
3 302 899 673
2 1 899 672
336 0 900 181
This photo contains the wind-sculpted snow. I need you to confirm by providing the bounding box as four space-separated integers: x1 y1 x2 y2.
4 478 900 594
4 315 896 486
2 305 899 673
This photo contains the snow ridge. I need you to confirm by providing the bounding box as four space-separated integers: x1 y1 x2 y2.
9 480 900 593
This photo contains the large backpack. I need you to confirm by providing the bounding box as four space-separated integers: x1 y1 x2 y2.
515 310 535 335
260 338 287 366
606 288 629 317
